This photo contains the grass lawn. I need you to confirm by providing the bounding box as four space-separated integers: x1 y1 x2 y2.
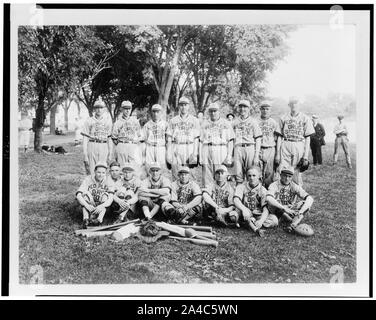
18 138 357 284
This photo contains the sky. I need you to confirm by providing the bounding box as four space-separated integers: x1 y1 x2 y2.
265 25 356 100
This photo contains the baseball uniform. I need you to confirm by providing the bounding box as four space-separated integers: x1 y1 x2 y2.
112 115 144 170
143 119 168 170
232 116 262 183
82 116 113 175
234 182 277 228
276 113 314 185
258 117 279 188
333 122 351 167
200 118 235 187
164 180 202 220
167 114 200 179
266 180 311 220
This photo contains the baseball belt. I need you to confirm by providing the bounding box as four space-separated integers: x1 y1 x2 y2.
261 145 275 149
204 143 227 146
173 141 194 145
89 139 108 143
146 142 166 147
283 138 304 142
336 133 347 138
236 143 254 147
117 140 138 144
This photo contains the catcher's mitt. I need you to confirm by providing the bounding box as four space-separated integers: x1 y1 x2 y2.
297 157 310 172
292 223 314 237
139 220 161 237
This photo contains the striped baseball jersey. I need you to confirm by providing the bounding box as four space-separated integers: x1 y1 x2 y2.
203 182 235 208
143 119 168 145
258 117 279 147
118 176 142 194
167 114 200 144
200 118 235 145
76 176 115 203
277 113 315 141
234 182 267 214
232 116 262 145
83 116 112 141
267 180 309 206
171 180 202 205
112 116 143 143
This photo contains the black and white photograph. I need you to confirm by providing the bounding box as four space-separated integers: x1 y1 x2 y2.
6 4 371 297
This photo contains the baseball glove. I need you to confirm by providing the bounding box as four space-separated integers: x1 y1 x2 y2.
139 220 161 237
292 223 314 237
297 157 310 172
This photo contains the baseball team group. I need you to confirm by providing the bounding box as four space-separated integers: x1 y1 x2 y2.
71 96 354 236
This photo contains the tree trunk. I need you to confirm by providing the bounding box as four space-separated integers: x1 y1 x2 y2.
34 98 46 152
49 105 57 134
64 105 69 131
76 100 81 116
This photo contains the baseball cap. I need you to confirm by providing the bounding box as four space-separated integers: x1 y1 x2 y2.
121 100 132 109
93 101 106 109
208 103 219 111
178 97 190 105
226 113 235 118
215 165 228 173
149 162 161 171
312 115 318 119
95 162 108 170
280 166 294 176
238 100 251 108
178 166 190 174
151 104 162 111
122 163 135 172
259 101 272 108
288 96 299 104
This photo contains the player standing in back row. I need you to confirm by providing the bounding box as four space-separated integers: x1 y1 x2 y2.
166 97 200 179
275 97 314 186
258 101 280 188
82 101 113 175
232 100 262 184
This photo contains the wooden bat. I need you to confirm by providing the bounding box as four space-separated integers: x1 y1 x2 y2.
83 231 114 238
174 225 213 233
194 231 216 239
184 228 214 241
80 132 95 140
75 219 140 235
155 222 186 237
169 236 218 248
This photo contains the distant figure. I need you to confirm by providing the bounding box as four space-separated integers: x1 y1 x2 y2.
310 115 326 166
74 116 83 146
19 112 32 152
333 115 352 169
55 127 64 135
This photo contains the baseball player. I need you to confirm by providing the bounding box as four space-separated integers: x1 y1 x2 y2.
202 165 239 227
200 103 234 187
233 166 276 236
166 97 200 179
107 161 122 185
163 166 202 224
19 111 32 152
138 162 172 220
232 100 262 184
275 97 314 186
266 165 314 230
258 102 280 188
76 162 115 229
333 115 352 169
82 101 113 175
143 104 168 171
112 163 140 223
112 100 144 173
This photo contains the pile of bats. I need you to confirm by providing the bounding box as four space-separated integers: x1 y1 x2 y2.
75 219 218 247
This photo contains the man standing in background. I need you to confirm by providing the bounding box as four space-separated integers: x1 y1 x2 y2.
19 111 32 153
310 115 326 166
333 115 352 169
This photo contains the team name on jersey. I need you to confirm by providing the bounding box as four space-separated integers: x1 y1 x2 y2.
275 187 295 205
117 121 141 139
259 120 275 137
88 182 110 203
212 187 230 207
90 121 111 140
244 190 263 211
176 183 195 204
282 119 304 140
121 179 139 193
234 122 253 138
145 121 167 142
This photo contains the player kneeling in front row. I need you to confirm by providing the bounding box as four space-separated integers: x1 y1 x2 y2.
112 163 140 223
163 166 202 224
138 162 172 220
202 165 239 227
266 166 314 232
76 162 114 229
234 166 276 236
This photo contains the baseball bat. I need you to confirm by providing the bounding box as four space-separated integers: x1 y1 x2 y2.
169 236 218 248
80 132 95 140
184 228 213 241
155 222 186 237
75 219 140 235
174 225 213 233
83 231 114 238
